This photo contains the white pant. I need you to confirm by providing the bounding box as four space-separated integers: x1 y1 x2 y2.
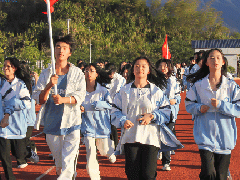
84 136 115 180
46 130 80 180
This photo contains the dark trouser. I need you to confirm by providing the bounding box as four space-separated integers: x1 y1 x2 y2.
162 122 175 165
25 126 36 158
124 143 158 180
110 124 118 149
0 138 16 180
199 149 231 180
10 139 28 165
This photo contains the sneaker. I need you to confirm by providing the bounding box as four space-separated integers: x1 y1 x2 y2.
49 153 53 157
108 154 116 163
17 163 28 168
157 152 162 160
171 150 175 155
28 149 39 163
162 164 171 171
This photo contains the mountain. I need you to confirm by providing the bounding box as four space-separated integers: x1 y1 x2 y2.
146 0 240 33
200 0 240 32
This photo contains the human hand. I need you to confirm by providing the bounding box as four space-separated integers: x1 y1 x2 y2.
0 114 10 128
170 99 177 105
80 105 85 113
52 94 63 104
137 113 154 125
200 105 210 113
124 120 134 129
49 74 58 87
211 98 219 107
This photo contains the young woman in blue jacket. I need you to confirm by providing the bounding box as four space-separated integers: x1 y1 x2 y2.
111 57 183 180
156 59 181 171
0 57 31 179
185 48 240 180
81 63 116 180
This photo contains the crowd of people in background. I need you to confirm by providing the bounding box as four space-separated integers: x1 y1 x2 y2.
0 34 239 180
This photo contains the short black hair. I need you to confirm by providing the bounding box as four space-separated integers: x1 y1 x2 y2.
54 34 75 53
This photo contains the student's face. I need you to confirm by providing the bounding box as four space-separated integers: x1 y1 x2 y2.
99 63 105 69
4 60 17 77
158 62 168 75
55 42 71 62
206 50 225 71
121 62 127 70
85 66 98 82
109 72 115 79
191 60 196 65
133 59 150 79
123 69 128 79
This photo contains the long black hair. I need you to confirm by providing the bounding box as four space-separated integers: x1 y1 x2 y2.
155 59 174 79
120 63 132 83
84 63 112 88
187 48 228 84
5 57 32 94
128 57 167 90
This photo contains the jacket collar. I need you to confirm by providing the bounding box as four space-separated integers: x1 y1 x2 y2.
125 81 159 97
200 74 229 90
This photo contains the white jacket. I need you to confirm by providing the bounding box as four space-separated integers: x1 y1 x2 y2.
32 63 86 130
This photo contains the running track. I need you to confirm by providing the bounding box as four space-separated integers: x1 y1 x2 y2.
1 80 240 180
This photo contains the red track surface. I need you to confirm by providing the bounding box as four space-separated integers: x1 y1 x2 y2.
1 80 240 180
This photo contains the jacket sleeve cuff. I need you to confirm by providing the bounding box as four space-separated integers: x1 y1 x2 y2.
120 116 127 127
216 100 222 109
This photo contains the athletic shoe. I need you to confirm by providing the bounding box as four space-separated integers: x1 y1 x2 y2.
49 153 53 157
17 163 28 169
28 149 39 163
171 150 175 155
162 164 171 171
157 152 162 160
108 154 116 163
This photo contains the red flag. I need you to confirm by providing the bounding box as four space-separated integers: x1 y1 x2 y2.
162 34 171 59
42 0 59 14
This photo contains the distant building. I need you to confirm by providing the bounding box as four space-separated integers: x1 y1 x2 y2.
192 39 240 77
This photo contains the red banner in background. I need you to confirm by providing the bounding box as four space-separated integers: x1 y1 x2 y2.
162 34 171 59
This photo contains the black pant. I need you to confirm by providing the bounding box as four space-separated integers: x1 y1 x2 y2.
0 138 16 180
110 124 118 149
124 143 158 180
199 150 231 180
162 122 175 165
24 126 36 158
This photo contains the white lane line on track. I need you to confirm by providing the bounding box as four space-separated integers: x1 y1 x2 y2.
35 166 55 180
31 131 44 138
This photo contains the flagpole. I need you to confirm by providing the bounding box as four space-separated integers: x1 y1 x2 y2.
166 35 168 59
46 0 58 96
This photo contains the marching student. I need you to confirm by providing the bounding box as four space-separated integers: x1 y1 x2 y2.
111 57 183 179
186 48 240 180
81 63 116 180
0 57 32 180
156 59 181 171
0 74 15 180
33 35 86 179
105 63 126 149
20 61 39 163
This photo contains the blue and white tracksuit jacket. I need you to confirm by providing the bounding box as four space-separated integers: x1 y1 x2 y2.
185 75 240 154
105 73 126 100
0 78 15 122
0 77 31 139
183 67 190 90
33 63 86 130
81 83 112 139
111 82 183 154
163 76 181 122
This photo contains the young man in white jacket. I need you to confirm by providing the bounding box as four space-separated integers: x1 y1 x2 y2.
33 35 86 179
